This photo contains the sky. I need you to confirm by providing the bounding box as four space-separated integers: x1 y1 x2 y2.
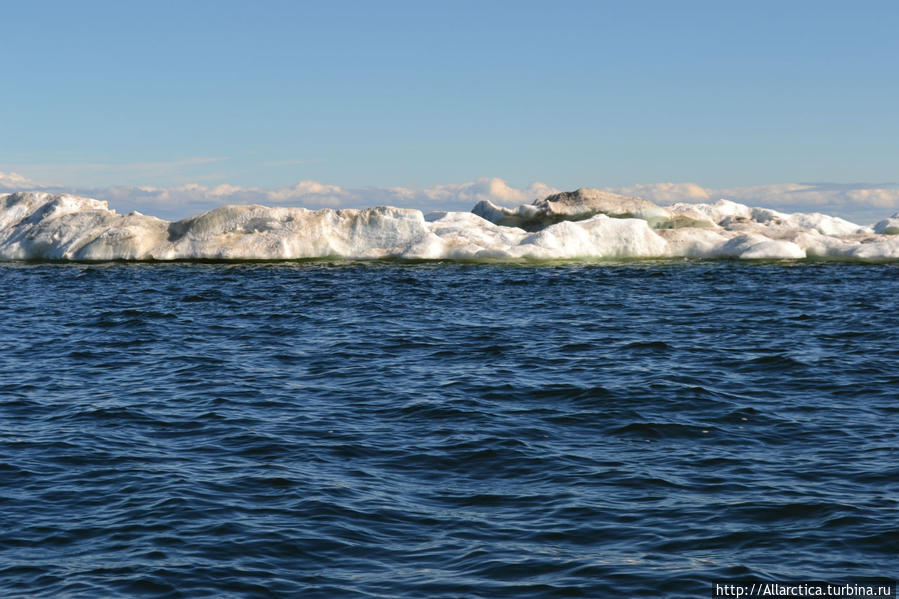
2 0 898 222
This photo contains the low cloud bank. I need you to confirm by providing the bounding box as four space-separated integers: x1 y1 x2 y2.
2 171 897 224
608 182 899 225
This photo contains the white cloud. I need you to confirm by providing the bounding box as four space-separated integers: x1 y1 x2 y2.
0 176 559 220
844 187 899 209
0 171 50 190
607 182 899 224
1 158 228 188
609 182 712 204
3 172 897 224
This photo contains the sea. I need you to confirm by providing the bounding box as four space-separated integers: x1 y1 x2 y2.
1 260 896 598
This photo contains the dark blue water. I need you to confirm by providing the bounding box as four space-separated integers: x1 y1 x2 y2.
1 261 896 598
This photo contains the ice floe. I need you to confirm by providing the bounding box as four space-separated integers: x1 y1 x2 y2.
2 189 899 261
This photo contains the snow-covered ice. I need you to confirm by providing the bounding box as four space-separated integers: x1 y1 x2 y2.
2 189 898 261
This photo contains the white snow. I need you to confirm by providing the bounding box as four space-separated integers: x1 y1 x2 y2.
2 190 899 261
873 213 899 235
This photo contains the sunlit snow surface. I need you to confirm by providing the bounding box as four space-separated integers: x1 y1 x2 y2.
2 189 899 261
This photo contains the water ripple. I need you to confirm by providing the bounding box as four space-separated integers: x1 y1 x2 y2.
1 262 897 597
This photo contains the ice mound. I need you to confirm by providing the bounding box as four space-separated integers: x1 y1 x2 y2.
472 188 674 230
873 213 899 235
2 190 899 261
159 204 430 260
0 192 430 260
0 192 171 260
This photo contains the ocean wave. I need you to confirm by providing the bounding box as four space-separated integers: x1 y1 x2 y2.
2 189 899 261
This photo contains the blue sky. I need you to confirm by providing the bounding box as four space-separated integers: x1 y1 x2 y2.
2 0 898 218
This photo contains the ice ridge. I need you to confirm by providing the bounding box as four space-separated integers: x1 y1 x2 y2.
2 189 898 261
